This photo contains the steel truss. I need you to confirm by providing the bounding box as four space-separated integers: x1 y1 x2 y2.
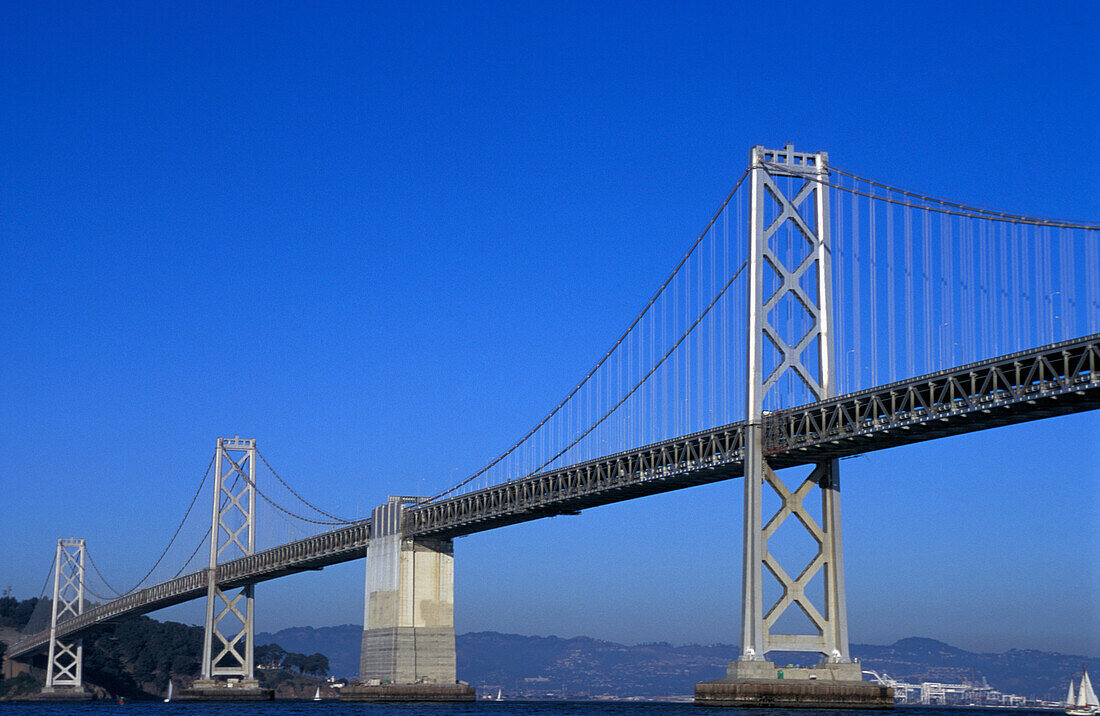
45 538 85 691
201 436 257 681
11 336 1099 661
742 144 847 661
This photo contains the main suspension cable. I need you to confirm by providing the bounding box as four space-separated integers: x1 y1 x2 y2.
95 453 216 598
36 556 55 599
257 449 352 523
791 164 1100 230
528 259 748 478
172 527 211 579
86 549 123 597
220 453 349 527
828 165 1100 227
424 169 751 503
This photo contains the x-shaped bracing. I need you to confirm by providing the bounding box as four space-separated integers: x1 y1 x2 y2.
761 464 831 640
49 641 81 684
216 453 253 558
759 173 826 400
210 586 251 673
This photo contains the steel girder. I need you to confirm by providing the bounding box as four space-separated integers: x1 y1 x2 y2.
764 333 1100 463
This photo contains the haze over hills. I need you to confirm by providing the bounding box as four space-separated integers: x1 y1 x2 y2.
257 626 1099 701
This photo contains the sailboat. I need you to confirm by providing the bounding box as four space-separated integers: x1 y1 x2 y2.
164 680 173 703
1067 668 1098 716
313 686 322 702
496 688 503 701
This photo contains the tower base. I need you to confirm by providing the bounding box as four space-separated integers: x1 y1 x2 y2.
695 661 893 709
340 682 475 702
175 679 274 701
27 687 94 702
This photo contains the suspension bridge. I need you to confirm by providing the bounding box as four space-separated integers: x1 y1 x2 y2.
7 145 1099 704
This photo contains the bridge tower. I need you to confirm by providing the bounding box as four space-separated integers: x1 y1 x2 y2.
740 144 851 667
195 436 264 692
43 538 86 696
698 144 886 705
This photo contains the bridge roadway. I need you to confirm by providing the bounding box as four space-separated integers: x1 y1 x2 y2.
10 333 1099 659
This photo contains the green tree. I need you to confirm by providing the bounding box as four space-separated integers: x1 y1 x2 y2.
255 643 287 669
282 652 307 673
303 653 329 676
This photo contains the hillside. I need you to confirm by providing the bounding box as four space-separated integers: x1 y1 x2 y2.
6 596 1096 702
259 625 1099 701
0 602 332 701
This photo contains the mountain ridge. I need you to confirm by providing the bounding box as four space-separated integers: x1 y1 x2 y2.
257 625 1098 701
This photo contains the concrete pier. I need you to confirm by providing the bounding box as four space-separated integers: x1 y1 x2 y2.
175 679 274 701
340 682 475 702
695 660 894 709
25 687 94 702
344 497 474 702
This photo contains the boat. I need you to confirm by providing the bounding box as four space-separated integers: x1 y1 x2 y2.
313 686 322 702
1067 668 1099 715
496 688 503 701
164 680 173 703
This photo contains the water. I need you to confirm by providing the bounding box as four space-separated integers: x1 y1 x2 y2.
0 703 1060 716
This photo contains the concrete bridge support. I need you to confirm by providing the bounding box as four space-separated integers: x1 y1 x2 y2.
343 496 473 702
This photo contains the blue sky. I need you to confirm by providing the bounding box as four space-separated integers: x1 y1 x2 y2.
1 1 1097 657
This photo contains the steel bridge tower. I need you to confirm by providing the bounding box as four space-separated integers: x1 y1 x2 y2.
43 538 86 695
198 436 259 686
740 144 850 664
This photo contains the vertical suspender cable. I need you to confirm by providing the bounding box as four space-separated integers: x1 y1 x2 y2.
940 213 950 370
869 182 878 386
712 205 721 426
922 205 932 373
1088 228 1100 332
1059 227 1074 339
886 194 896 382
835 186 846 392
851 181 862 390
904 203 914 377
997 220 1008 351
1018 223 1026 348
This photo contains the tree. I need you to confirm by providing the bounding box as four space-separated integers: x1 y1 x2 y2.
255 643 287 669
303 653 329 677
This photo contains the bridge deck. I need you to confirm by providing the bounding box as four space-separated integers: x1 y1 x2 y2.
10 334 1098 660
408 333 1099 537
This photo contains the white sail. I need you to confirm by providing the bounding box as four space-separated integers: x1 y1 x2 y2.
1068 680 1077 706
165 680 173 703
1081 670 1098 708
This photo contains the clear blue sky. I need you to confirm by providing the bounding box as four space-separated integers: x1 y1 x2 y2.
1 1 1097 657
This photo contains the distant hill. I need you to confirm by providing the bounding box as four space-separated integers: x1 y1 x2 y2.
257 625 1098 701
